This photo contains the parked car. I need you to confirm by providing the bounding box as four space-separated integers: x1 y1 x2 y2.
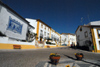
62 44 67 46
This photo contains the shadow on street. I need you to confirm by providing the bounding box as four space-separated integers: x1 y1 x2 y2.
64 54 100 66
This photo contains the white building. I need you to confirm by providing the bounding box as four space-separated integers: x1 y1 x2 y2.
60 34 68 45
37 19 51 42
61 33 76 46
76 21 100 53
0 1 63 49
26 18 61 48
68 34 76 46
26 18 37 33
51 28 60 46
0 3 28 40
0 1 36 49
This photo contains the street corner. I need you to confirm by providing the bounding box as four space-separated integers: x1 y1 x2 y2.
35 59 100 67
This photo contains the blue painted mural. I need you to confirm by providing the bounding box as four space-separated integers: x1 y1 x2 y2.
7 16 23 34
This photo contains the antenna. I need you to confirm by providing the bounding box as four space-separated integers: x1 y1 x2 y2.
80 17 83 30
81 17 83 25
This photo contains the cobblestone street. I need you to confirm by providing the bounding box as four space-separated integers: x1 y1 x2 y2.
0 47 100 67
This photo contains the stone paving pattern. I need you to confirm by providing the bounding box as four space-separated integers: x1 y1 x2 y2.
0 47 100 67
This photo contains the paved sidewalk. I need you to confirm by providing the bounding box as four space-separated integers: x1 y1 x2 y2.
0 47 100 67
0 47 66 52
36 59 100 67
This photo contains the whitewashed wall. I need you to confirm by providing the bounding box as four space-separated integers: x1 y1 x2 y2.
38 22 50 41
0 37 8 43
0 37 35 45
8 38 35 45
51 30 54 41
25 18 38 45
55 33 60 40
93 27 100 50
61 34 68 45
57 34 60 42
76 26 92 46
88 21 100 26
51 30 54 38
39 22 44 40
0 4 28 40
45 26 50 38
26 18 37 33
54 32 60 45
65 35 68 44
68 35 76 45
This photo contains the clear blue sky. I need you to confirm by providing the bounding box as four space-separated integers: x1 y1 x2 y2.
2 0 100 34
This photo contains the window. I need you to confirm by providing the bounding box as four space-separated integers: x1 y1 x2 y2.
48 33 49 36
48 28 49 31
44 32 46 36
45 26 46 30
51 34 53 39
57 38 59 41
41 23 43 28
40 30 43 38
84 31 88 38
41 30 43 33
80 26 82 31
97 29 100 38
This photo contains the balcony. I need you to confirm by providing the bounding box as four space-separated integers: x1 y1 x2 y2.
40 33 43 38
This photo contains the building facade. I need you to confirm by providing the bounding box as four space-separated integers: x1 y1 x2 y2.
50 28 60 46
67 33 76 46
76 21 100 53
0 1 36 49
0 1 65 49
60 34 68 46
26 18 61 48
61 33 76 46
